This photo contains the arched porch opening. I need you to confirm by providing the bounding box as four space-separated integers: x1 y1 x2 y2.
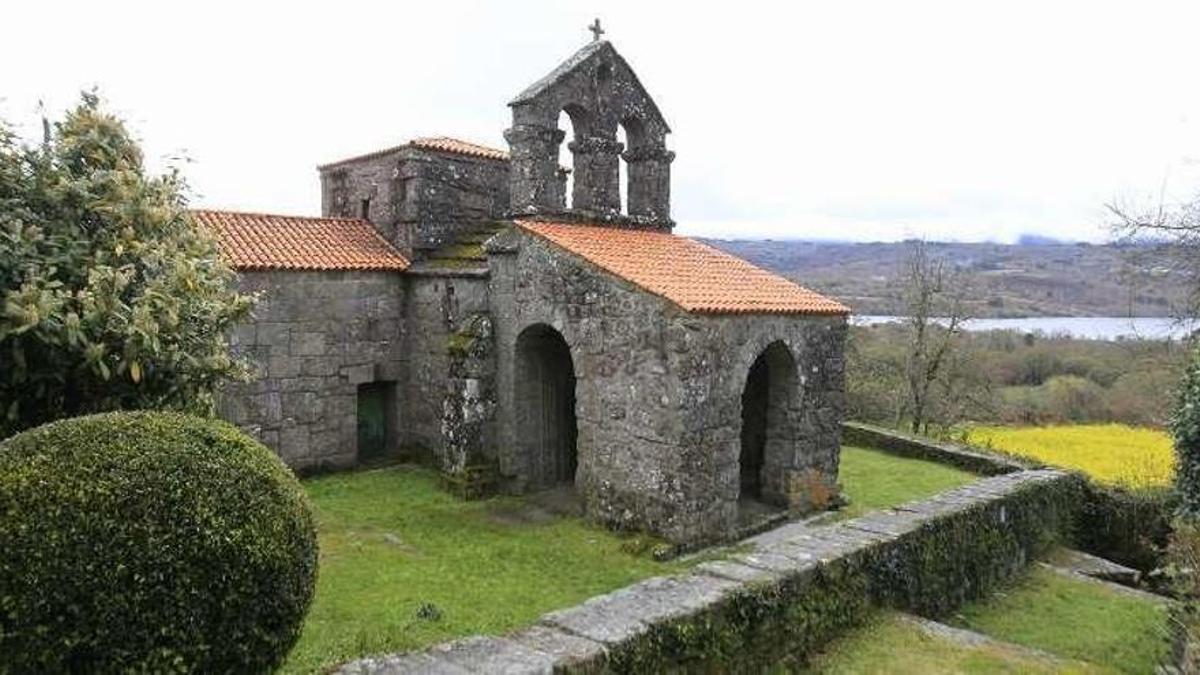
739 341 799 505
516 324 578 488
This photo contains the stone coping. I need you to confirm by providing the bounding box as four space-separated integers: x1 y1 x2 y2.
842 421 1032 475
336 468 1068 674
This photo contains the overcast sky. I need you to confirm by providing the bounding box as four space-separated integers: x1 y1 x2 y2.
5 0 1200 242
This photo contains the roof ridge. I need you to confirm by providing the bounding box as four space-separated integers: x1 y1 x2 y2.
191 208 370 224
318 135 508 170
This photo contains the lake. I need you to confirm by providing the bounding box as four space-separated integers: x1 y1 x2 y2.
852 315 1194 341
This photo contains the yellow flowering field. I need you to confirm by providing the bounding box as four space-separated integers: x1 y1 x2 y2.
966 424 1174 490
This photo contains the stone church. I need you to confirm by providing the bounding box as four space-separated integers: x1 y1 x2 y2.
201 36 850 544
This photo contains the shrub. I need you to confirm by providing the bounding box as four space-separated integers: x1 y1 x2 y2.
0 93 254 438
0 411 317 673
1173 348 1200 520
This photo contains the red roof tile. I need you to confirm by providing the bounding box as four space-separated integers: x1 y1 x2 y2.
318 136 508 169
410 137 508 161
516 220 849 315
194 210 410 272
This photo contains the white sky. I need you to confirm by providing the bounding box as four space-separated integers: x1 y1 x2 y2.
5 0 1200 243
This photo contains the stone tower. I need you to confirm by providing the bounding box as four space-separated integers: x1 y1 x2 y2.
505 39 674 229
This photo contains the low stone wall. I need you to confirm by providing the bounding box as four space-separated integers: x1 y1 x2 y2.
337 468 1075 673
842 421 1030 475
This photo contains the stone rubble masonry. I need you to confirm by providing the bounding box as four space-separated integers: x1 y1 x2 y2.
218 270 406 472
319 145 509 260
335 468 1072 674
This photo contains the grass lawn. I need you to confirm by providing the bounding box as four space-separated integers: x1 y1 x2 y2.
967 424 1173 489
802 567 1170 674
281 447 979 672
835 445 978 520
281 465 686 673
800 611 1098 674
953 567 1172 674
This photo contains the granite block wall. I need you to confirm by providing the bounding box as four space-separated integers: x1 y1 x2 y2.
319 147 508 259
219 270 406 471
400 271 492 462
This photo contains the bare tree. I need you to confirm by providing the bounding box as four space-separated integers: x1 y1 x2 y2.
901 240 974 434
1108 192 1200 321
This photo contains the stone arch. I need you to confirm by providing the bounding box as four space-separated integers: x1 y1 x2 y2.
515 323 578 489
739 340 800 504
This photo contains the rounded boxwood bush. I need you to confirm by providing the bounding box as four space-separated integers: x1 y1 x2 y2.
0 411 318 673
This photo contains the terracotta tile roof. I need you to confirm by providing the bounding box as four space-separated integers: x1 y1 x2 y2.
318 136 508 169
410 137 508 161
193 210 410 272
516 220 850 316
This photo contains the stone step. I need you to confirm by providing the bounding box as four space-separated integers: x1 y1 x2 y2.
1037 562 1172 605
1050 547 1142 587
896 614 1079 666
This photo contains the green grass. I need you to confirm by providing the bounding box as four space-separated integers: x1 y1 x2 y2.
836 445 978 520
280 448 978 671
953 567 1172 674
800 611 1098 674
281 465 686 673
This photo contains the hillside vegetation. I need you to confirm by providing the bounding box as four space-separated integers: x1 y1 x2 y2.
707 239 1188 318
847 324 1186 430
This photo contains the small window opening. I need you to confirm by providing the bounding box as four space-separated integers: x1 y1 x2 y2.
360 198 371 220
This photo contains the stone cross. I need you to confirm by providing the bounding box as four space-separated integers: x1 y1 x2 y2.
588 18 605 42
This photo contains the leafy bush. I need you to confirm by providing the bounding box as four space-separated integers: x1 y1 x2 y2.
0 411 317 673
0 93 253 438
1173 348 1200 520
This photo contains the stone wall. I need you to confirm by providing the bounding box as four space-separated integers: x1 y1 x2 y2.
400 270 493 463
488 230 846 543
319 147 509 259
219 270 406 471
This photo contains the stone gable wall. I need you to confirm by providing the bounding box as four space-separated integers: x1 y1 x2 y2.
488 231 847 543
219 270 406 471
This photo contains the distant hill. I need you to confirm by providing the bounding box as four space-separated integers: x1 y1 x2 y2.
704 239 1189 318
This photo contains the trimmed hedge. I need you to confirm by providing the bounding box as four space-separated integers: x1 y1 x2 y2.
0 411 318 673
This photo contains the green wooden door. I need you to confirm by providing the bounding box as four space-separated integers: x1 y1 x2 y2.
357 383 387 462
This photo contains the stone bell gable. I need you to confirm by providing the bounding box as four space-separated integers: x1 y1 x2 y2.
506 40 674 228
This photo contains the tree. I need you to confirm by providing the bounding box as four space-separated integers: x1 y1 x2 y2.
1108 193 1200 320
0 92 253 438
900 239 974 433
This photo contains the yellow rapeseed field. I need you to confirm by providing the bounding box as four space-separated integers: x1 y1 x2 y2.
966 424 1175 490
